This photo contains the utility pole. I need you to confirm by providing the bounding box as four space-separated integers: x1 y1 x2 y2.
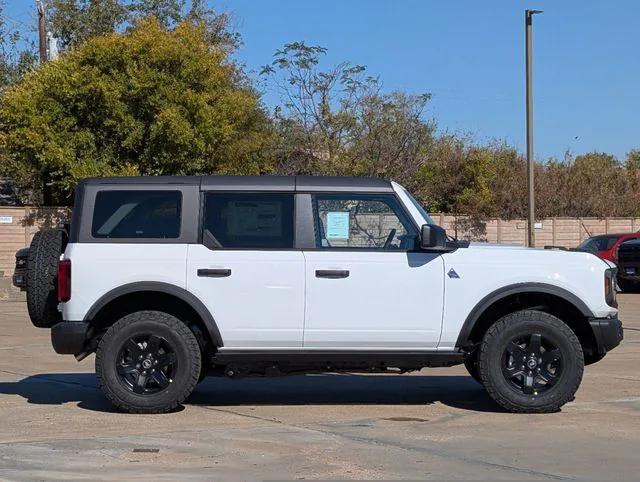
525 9 542 248
37 1 47 63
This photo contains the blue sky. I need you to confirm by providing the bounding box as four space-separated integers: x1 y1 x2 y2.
5 0 639 160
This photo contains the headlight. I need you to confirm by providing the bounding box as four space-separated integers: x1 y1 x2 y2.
605 268 617 308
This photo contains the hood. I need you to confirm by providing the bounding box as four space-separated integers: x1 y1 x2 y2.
466 241 614 268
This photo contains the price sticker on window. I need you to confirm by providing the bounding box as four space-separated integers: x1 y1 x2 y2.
326 212 350 240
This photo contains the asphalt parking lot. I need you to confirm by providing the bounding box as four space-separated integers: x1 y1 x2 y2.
0 297 638 480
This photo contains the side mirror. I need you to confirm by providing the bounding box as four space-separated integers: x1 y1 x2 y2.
420 224 448 250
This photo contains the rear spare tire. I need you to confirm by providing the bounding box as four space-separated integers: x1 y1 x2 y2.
26 229 67 328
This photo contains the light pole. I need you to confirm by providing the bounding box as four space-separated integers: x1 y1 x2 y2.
525 9 542 247
37 1 47 63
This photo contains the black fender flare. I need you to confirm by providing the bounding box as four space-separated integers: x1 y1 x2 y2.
83 281 223 347
455 282 594 348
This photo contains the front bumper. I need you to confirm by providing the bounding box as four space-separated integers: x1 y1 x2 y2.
51 321 91 355
589 317 623 355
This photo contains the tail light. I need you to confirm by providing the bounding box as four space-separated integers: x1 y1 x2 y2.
57 259 71 302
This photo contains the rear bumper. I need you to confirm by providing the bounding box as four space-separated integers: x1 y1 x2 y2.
51 321 91 355
589 317 623 355
12 248 29 290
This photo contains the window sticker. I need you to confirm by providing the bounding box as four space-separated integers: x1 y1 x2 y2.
326 211 350 239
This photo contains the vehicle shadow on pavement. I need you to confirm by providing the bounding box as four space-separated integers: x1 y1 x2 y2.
0 373 503 413
0 373 119 412
191 374 503 412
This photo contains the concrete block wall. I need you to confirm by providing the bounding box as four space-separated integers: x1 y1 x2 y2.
436 214 640 248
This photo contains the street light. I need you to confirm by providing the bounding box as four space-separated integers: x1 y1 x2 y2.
525 9 542 248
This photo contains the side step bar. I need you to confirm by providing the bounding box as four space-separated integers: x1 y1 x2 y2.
210 350 465 377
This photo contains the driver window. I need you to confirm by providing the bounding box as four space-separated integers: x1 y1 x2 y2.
312 194 417 250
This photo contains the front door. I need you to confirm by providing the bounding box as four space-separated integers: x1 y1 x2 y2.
303 193 444 348
187 192 305 348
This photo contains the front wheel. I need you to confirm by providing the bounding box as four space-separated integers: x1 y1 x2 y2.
478 310 584 413
96 311 202 413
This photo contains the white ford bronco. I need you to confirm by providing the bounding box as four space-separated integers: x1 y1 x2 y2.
20 176 622 413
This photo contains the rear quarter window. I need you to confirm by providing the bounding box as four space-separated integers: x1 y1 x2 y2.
91 190 182 239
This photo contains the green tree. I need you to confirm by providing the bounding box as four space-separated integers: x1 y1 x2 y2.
0 18 274 204
46 0 239 50
46 0 129 49
625 149 640 171
262 42 435 186
418 137 523 217
127 0 184 27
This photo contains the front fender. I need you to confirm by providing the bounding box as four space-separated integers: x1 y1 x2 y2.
453 282 594 349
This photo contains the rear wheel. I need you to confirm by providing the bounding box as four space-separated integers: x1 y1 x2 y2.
96 311 201 413
478 310 584 413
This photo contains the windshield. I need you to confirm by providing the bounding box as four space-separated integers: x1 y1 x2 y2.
578 235 619 252
400 186 435 225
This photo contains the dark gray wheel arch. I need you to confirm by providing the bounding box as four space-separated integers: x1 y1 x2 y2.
83 281 223 347
455 282 594 349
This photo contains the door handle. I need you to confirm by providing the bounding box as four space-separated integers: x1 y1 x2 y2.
315 269 349 279
198 268 231 278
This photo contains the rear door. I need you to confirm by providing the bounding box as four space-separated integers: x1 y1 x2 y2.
186 192 305 348
302 193 444 348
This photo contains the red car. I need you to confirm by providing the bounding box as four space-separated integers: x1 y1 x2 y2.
578 232 640 263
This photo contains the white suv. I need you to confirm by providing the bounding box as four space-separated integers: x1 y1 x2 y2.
21 176 623 413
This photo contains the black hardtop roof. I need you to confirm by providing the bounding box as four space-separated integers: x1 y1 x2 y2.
79 175 393 192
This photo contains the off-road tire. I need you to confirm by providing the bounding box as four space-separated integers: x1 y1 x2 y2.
26 229 67 328
478 310 584 413
96 311 202 414
463 354 482 384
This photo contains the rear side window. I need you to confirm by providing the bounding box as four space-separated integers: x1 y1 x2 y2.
203 193 294 249
92 191 181 238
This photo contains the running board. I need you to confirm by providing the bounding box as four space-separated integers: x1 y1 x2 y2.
210 350 465 377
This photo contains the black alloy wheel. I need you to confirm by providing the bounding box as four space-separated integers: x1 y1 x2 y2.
117 334 177 395
96 311 201 413
502 333 562 396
